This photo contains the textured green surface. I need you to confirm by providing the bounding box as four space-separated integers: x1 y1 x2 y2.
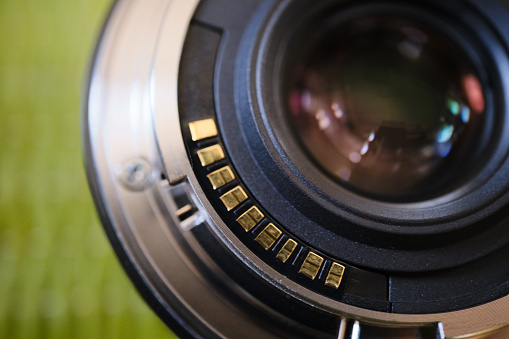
0 1 174 338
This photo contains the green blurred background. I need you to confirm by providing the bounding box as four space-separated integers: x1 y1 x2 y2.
0 0 174 338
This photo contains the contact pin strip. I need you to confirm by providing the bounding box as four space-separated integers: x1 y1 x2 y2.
189 119 347 291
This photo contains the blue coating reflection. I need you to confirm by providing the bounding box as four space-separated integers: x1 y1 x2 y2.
461 106 471 123
448 99 461 115
437 125 455 143
436 142 453 158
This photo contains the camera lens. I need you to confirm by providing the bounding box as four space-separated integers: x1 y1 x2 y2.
85 0 509 337
286 14 486 199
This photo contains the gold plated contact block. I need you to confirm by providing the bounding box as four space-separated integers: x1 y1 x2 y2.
255 224 282 250
299 252 324 280
207 167 235 190
276 239 297 263
237 206 264 232
190 119 345 290
189 119 218 141
197 145 224 166
325 263 345 289
220 186 248 211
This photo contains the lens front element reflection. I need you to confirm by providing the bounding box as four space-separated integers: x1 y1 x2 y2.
287 15 486 199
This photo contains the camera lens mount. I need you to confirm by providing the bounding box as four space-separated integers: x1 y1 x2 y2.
85 0 509 337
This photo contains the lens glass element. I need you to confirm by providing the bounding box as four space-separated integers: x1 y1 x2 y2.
286 14 486 199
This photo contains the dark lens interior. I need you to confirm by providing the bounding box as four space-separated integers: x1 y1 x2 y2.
286 14 487 199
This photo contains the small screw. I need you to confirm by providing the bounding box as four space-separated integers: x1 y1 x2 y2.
118 158 154 191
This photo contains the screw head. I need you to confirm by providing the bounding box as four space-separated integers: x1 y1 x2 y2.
118 158 154 191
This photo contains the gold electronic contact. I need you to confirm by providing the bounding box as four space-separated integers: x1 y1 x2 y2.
220 186 248 211
299 252 324 280
207 166 235 190
197 145 225 166
255 224 282 250
276 239 297 263
325 263 345 289
237 206 264 232
189 119 218 141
